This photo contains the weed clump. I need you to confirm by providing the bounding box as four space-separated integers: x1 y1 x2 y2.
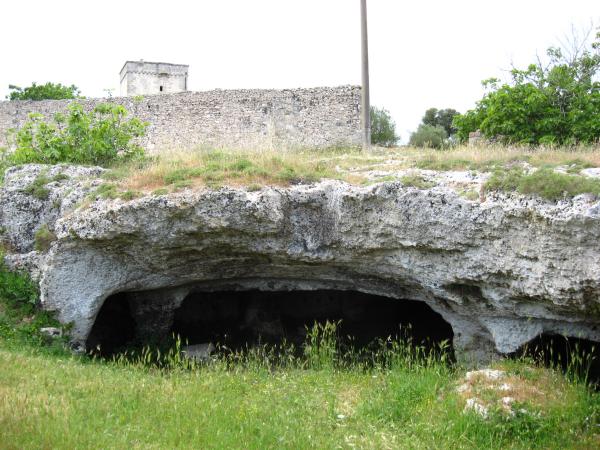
92 183 118 199
486 167 600 200
33 224 56 252
0 249 65 349
401 173 435 189
23 173 51 200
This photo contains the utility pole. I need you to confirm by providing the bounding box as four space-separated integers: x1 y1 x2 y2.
360 0 371 150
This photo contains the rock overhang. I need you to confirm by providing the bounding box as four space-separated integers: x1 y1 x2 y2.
2 164 600 363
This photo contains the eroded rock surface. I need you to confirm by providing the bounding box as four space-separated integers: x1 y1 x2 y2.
0 164 104 253
2 164 600 363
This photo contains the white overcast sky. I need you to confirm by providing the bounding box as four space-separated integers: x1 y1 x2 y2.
1 1 599 142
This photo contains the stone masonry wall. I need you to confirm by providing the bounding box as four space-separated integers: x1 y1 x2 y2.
0 86 362 151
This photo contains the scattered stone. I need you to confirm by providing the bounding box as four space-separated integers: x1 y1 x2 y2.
464 398 489 418
465 369 505 381
501 396 515 407
468 130 483 146
456 383 469 393
40 327 62 338
181 343 216 362
581 168 600 178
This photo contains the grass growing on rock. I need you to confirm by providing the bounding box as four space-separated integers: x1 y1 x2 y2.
405 144 600 173
103 147 363 192
486 167 600 200
33 224 56 252
400 172 436 189
94 145 600 200
23 173 52 200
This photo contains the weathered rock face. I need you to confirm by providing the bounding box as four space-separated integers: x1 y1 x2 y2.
2 164 600 363
0 164 104 253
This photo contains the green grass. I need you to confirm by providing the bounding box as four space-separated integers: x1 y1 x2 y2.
0 340 598 449
0 282 598 448
0 253 65 350
486 167 600 200
33 223 56 252
400 173 436 189
1 239 599 449
23 173 51 200
103 148 346 193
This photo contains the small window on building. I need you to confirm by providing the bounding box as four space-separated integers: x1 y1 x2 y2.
159 86 164 92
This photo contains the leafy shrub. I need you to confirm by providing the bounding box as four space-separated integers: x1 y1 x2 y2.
370 106 398 147
0 249 38 312
0 249 68 349
422 108 460 136
409 124 448 149
8 102 147 167
454 30 600 144
7 82 80 101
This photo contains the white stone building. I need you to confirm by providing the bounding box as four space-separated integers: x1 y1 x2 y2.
119 61 189 96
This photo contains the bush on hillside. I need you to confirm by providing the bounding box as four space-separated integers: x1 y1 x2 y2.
422 108 460 137
453 29 600 145
7 82 81 101
409 124 447 149
370 106 398 147
7 102 147 167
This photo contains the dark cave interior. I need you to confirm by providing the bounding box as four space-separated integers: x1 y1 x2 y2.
515 333 600 385
87 289 455 356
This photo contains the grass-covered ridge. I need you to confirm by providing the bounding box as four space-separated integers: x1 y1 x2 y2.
90 145 600 201
5 144 600 202
486 167 600 200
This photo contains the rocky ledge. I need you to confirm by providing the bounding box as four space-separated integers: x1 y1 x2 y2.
2 164 600 363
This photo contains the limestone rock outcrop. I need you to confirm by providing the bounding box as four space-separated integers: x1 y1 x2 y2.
0 164 104 253
2 164 600 363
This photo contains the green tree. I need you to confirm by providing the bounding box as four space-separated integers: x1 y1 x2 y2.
8 102 146 166
7 82 81 101
370 106 398 147
422 108 460 136
454 29 600 144
409 124 447 149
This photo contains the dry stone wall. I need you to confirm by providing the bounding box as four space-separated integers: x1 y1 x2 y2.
0 86 362 151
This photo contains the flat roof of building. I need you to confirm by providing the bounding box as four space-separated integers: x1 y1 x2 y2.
120 60 189 75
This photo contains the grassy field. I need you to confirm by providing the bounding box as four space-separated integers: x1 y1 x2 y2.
1 342 598 449
1 263 599 449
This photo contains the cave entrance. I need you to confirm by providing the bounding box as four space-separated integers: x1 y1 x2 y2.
87 289 454 358
516 333 600 386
